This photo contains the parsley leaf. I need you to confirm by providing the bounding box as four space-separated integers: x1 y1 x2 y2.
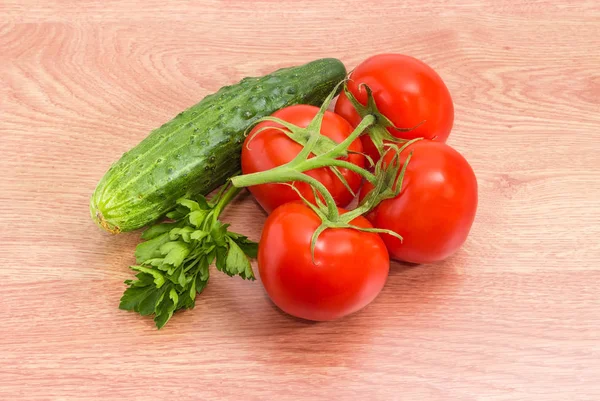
228 232 259 258
134 232 171 264
224 237 255 280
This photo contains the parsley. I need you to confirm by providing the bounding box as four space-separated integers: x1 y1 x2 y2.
119 183 256 329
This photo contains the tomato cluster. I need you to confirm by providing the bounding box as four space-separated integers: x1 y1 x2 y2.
240 54 478 321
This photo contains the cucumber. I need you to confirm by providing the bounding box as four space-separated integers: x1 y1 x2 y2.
91 58 346 233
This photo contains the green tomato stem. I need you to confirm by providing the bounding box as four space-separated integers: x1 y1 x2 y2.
231 168 339 220
231 165 299 188
292 173 339 220
326 114 375 157
232 113 376 190
231 112 379 220
300 156 376 183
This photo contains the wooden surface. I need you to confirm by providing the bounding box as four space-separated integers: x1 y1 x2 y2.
1 1 599 400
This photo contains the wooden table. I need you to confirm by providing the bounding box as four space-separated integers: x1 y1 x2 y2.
2 1 599 400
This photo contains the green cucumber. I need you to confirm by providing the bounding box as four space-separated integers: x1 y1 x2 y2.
91 58 346 233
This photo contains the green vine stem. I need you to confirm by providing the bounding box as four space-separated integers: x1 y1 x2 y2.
342 83 424 157
235 167 340 221
231 81 378 222
275 138 421 261
230 80 423 260
229 79 428 262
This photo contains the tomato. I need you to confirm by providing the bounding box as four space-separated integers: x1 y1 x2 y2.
241 105 364 213
360 140 477 264
335 54 454 162
258 202 390 321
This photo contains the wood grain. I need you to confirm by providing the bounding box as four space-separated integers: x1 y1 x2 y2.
1 1 599 400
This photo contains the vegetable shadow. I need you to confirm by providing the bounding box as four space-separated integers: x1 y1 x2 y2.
231 258 458 366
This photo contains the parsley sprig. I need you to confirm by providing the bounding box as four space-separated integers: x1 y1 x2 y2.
119 183 256 329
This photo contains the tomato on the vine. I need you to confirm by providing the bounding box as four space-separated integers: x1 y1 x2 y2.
258 202 390 321
360 140 477 264
241 105 364 213
335 54 454 162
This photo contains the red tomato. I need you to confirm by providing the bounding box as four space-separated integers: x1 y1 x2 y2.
335 54 454 162
258 202 390 321
241 105 364 213
360 140 477 264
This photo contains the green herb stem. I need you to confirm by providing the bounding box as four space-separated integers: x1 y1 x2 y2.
213 183 242 217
